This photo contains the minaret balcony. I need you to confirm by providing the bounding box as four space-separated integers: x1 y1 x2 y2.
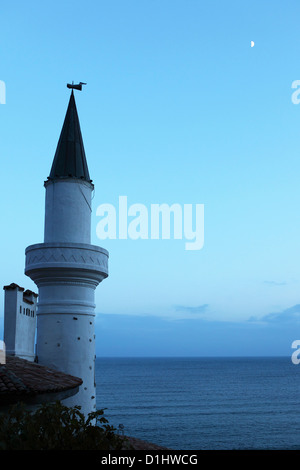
25 242 108 287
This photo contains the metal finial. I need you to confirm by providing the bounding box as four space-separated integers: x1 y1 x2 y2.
67 81 87 91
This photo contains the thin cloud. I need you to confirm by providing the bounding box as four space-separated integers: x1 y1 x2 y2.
253 304 300 324
263 281 287 286
174 304 209 314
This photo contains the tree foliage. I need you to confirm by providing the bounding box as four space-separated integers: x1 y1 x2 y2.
0 401 128 450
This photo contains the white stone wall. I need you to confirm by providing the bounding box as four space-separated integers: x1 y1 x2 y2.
44 179 92 244
36 312 96 413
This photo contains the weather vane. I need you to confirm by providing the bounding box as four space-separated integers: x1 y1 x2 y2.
67 81 87 91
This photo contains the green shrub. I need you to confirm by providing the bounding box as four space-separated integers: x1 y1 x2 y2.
0 401 128 450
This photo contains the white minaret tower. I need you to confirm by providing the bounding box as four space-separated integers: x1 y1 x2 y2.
25 87 109 417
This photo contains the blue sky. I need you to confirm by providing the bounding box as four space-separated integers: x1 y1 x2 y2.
1 0 300 356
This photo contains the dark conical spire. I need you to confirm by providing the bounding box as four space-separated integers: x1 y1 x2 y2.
47 90 92 184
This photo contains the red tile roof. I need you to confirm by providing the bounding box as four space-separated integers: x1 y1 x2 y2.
0 355 82 404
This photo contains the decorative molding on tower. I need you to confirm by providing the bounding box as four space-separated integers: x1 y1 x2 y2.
25 243 109 277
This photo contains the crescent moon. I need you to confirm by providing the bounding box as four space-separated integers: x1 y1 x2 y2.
251 41 255 47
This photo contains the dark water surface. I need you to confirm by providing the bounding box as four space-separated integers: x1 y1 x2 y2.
95 357 300 450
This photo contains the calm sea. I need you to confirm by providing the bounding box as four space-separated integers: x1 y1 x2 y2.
95 356 300 450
